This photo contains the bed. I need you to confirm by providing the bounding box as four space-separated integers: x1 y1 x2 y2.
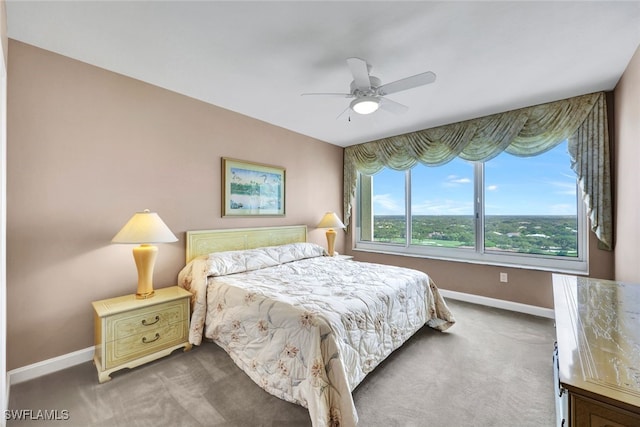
178 225 455 427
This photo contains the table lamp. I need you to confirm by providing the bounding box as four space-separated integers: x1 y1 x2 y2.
112 209 178 299
316 212 345 256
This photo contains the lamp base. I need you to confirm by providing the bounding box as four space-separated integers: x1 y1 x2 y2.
325 228 337 257
132 244 158 299
136 290 156 300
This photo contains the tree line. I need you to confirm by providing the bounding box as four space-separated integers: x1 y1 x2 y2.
371 215 578 257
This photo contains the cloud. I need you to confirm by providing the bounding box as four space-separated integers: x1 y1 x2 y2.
412 199 473 215
372 194 403 214
486 185 498 191
443 175 471 187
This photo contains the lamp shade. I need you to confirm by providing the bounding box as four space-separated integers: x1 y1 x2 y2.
112 210 178 244
316 212 345 229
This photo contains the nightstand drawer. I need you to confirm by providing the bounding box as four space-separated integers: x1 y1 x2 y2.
105 320 188 369
105 299 188 342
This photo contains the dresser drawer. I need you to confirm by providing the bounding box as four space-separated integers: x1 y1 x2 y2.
571 394 640 427
104 319 188 369
105 298 188 342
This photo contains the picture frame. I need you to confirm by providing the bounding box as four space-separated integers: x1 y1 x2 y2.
222 158 286 217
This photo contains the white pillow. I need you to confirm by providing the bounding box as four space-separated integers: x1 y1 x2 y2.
205 242 326 276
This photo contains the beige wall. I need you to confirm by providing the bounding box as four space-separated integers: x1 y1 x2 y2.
6 40 344 370
614 44 640 283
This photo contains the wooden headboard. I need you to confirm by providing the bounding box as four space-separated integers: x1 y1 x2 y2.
185 225 308 263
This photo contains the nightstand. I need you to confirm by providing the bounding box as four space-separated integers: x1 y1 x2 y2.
92 286 192 383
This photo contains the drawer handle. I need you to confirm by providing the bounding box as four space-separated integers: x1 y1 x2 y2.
142 333 160 344
141 315 160 326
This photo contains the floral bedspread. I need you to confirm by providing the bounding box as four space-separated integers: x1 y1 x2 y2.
178 243 455 427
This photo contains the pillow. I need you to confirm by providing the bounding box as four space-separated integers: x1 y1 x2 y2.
205 242 326 277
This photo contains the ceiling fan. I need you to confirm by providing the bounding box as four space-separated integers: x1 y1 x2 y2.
302 57 436 118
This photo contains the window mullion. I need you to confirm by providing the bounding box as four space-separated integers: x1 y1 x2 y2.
475 162 485 254
406 169 411 249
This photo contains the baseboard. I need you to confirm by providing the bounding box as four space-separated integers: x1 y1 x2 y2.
7 346 94 386
439 289 555 319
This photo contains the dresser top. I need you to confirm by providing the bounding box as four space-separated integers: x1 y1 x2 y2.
553 274 640 409
92 286 191 317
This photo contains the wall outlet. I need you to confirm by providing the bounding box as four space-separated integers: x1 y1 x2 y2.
500 272 508 283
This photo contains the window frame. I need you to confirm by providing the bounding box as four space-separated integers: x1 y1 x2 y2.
354 160 589 274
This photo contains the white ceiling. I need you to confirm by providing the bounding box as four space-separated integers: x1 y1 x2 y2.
6 1 640 147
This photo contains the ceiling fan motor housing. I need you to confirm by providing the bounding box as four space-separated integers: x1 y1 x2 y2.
350 76 381 96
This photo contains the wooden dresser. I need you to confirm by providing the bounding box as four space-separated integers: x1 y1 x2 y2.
92 286 192 383
553 274 640 427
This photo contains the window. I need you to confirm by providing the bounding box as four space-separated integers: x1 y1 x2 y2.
410 157 475 250
356 141 588 273
361 167 406 244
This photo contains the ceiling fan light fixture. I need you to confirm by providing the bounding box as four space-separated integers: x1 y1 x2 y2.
350 97 379 115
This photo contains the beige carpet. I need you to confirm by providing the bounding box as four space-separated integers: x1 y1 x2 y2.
8 299 556 426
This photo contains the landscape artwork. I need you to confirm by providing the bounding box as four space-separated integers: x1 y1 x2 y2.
222 158 285 216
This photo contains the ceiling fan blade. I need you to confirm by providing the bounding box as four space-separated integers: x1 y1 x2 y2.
378 97 409 114
301 92 353 97
346 57 372 91
336 105 351 120
378 71 436 96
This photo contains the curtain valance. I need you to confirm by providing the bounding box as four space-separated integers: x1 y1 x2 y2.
344 91 612 250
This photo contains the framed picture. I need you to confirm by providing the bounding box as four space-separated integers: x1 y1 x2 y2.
222 158 286 217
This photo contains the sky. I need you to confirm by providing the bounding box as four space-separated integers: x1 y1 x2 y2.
372 140 578 216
